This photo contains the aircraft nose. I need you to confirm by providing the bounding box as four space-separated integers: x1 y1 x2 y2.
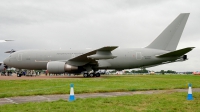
3 58 9 65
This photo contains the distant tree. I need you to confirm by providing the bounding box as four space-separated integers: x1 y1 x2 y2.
142 69 148 73
124 71 130 74
131 69 149 73
161 70 165 74
110 70 116 73
166 70 176 74
131 70 136 73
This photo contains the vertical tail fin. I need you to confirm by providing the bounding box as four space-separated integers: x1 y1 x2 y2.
146 13 190 51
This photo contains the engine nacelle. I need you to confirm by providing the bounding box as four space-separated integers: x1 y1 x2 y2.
0 63 6 71
47 61 78 73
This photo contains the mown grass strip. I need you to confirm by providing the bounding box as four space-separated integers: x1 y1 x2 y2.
0 75 200 98
0 92 200 112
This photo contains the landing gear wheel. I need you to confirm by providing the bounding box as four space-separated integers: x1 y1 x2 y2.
89 73 94 77
83 73 88 77
96 73 100 77
17 73 21 77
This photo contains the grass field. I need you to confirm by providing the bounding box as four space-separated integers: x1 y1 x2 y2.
0 92 200 112
0 75 200 98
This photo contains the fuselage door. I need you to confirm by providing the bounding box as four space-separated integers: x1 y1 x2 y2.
17 53 22 61
136 52 142 60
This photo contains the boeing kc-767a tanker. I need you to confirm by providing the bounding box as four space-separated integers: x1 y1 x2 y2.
3 13 194 77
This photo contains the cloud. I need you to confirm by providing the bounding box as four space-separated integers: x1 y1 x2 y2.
0 0 199 71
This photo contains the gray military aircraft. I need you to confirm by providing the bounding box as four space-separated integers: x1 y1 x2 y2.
0 40 13 72
3 13 194 77
0 63 5 71
0 40 13 43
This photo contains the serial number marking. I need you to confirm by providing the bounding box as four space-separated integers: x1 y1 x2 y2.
144 56 151 59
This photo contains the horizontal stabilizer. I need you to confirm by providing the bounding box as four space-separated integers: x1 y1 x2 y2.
156 47 195 57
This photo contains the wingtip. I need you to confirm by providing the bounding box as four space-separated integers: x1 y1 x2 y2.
5 40 14 41
180 13 190 15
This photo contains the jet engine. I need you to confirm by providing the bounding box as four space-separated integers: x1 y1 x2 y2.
0 63 7 71
47 61 78 73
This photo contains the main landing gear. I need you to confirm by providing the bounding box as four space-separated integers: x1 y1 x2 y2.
83 72 101 78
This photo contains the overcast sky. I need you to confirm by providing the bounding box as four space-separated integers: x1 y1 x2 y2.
0 0 199 72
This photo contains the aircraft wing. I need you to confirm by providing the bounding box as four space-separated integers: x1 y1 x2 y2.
66 46 118 66
5 49 16 53
0 40 14 43
156 47 195 57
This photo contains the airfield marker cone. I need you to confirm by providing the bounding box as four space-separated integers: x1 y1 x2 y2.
69 83 75 101
187 83 193 100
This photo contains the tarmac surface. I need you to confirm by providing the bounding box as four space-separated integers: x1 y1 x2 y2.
0 75 85 80
1 88 200 105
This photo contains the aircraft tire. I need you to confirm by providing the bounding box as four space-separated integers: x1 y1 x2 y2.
96 73 100 77
89 73 94 77
17 73 21 77
83 73 88 77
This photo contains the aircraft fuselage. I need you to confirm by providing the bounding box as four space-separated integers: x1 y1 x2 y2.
3 48 177 70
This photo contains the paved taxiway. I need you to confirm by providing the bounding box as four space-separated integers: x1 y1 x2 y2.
1 88 200 105
0 75 85 80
